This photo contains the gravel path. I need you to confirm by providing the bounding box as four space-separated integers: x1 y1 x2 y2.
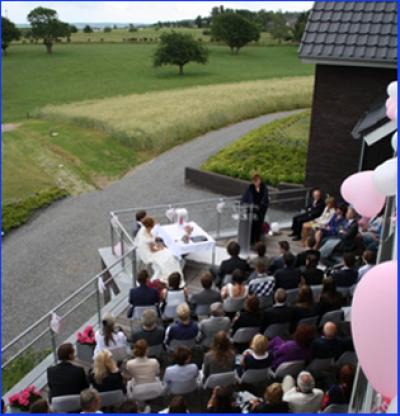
2 110 301 344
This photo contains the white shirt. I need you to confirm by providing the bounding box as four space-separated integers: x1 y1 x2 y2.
283 387 324 413
93 330 127 356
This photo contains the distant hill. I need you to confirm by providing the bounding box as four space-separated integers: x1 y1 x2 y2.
16 22 150 29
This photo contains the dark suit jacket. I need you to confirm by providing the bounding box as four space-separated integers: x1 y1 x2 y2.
312 336 345 359
274 267 301 290
129 285 159 307
300 267 324 286
191 288 222 306
338 220 359 252
241 183 269 221
218 256 250 280
295 249 321 268
47 361 88 401
264 304 293 327
231 311 264 335
332 268 358 287
307 198 325 219
89 370 126 393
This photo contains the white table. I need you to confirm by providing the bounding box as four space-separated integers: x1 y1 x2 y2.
153 221 216 258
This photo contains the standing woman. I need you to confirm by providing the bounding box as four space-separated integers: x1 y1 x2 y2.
242 174 269 245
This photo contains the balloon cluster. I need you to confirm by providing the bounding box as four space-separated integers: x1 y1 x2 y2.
341 81 398 407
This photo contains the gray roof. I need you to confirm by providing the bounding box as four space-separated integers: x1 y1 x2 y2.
299 1 397 68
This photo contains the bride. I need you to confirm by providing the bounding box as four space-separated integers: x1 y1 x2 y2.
135 216 183 284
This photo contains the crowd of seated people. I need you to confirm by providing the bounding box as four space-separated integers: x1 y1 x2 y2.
34 192 382 413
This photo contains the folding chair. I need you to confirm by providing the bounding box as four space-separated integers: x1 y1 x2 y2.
232 327 260 345
264 322 290 340
98 390 125 407
239 368 272 385
223 297 245 313
51 395 81 413
319 309 344 328
272 360 305 380
286 288 299 305
203 371 237 389
297 315 319 328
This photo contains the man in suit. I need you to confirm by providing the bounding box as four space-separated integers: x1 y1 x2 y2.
190 272 222 310
312 322 345 360
197 302 231 348
332 252 358 287
132 210 147 238
336 207 359 253
264 289 293 328
295 236 321 268
290 189 325 241
47 343 88 401
268 240 292 274
274 253 301 290
128 269 159 318
300 253 324 286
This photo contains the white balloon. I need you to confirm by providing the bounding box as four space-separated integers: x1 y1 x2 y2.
388 395 397 413
391 132 397 152
387 81 398 98
270 222 280 234
373 157 397 196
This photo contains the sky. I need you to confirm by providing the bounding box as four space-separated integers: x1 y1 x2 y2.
2 1 313 24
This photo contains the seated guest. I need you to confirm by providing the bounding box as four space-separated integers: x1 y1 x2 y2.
295 236 321 268
331 252 358 287
163 347 198 392
268 241 291 274
312 322 344 360
269 324 316 371
360 213 383 252
291 285 317 328
241 334 272 371
290 188 325 241
248 260 275 298
207 386 241 413
132 210 147 238
47 343 89 401
221 269 248 302
274 253 301 290
30 399 50 413
282 371 323 413
315 204 348 249
203 331 236 381
317 277 344 317
232 295 264 335
357 250 376 282
126 339 160 384
164 303 198 346
264 289 293 328
128 270 159 318
248 241 271 271
80 388 102 414
131 309 165 347
300 197 336 244
161 272 188 316
300 254 324 286
322 364 355 409
89 349 125 393
251 383 290 413
190 272 221 310
217 241 250 287
118 400 138 413
94 314 128 356
197 302 231 347
166 396 189 413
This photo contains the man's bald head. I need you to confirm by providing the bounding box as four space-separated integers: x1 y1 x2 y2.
323 322 337 339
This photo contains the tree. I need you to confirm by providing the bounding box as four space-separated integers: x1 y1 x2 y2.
2 17 21 54
128 23 137 32
69 24 78 33
83 24 93 33
27 7 69 53
270 12 292 44
195 15 203 28
293 11 310 43
103 26 112 33
153 32 209 75
211 13 260 54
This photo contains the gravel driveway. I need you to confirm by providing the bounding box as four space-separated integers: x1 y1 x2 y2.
2 110 301 344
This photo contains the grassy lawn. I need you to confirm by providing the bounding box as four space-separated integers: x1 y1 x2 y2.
203 110 311 186
3 44 314 122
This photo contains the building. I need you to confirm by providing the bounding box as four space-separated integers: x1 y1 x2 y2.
299 1 397 194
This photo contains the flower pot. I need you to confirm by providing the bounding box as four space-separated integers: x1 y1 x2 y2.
76 342 95 363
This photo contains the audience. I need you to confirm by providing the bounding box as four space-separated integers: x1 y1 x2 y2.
248 260 275 298
80 388 102 414
251 383 290 413
274 253 301 290
232 296 264 335
131 309 165 347
190 272 222 309
128 270 159 318
118 399 138 413
314 204 348 249
94 314 128 356
126 339 160 384
264 289 293 327
248 241 271 271
163 347 198 392
202 331 235 381
312 322 344 360
331 252 358 287
221 269 248 302
357 250 376 282
241 334 272 371
167 396 189 413
300 254 324 286
322 364 355 409
360 213 383 252
89 349 125 393
207 386 241 413
197 302 231 348
296 236 321 268
47 343 89 401
317 277 344 317
292 285 317 328
29 399 49 413
161 272 188 317
164 303 198 346
282 371 324 413
269 324 316 370
268 241 291 274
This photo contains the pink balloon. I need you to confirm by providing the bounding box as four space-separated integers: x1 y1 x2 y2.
340 171 386 218
351 261 398 399
386 96 397 120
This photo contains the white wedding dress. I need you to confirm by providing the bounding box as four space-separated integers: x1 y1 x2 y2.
135 226 183 284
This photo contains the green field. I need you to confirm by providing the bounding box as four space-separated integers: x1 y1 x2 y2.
203 110 311 185
3 44 314 122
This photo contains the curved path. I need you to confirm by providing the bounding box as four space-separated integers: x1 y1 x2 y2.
2 110 301 343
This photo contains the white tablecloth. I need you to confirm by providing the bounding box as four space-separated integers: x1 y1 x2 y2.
153 221 215 258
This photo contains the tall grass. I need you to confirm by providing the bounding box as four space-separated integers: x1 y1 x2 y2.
38 76 313 152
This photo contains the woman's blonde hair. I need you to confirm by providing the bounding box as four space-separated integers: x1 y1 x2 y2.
250 334 268 355
265 383 284 405
93 349 118 384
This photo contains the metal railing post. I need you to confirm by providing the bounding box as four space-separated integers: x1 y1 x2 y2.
110 219 115 255
216 201 222 239
95 280 102 328
49 328 57 365
131 250 137 288
120 231 125 267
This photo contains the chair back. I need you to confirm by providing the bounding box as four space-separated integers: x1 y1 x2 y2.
297 315 319 328
274 360 305 379
335 351 358 368
232 327 260 344
203 371 237 389
98 390 124 407
164 290 186 319
319 309 344 328
51 395 81 413
240 368 272 384
259 294 274 309
322 404 349 413
307 358 333 372
148 344 163 359
222 274 233 286
286 288 299 305
311 285 323 302
195 304 210 318
223 296 245 313
169 338 196 352
132 305 159 321
264 323 290 340
110 346 130 362
337 286 352 299
127 380 164 401
168 376 198 395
